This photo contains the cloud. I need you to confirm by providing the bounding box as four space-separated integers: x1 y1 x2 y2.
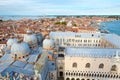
0 0 120 15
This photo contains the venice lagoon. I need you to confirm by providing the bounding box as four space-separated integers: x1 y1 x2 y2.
0 15 56 20
101 20 120 36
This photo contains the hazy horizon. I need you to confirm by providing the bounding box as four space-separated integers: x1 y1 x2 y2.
0 0 120 15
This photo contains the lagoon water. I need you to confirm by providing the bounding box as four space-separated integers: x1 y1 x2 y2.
101 20 120 35
0 15 56 20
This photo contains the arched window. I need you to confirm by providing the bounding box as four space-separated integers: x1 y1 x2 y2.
71 78 75 80
74 73 75 76
71 73 73 76
58 54 64 57
99 63 104 69
19 57 21 59
59 71 63 77
81 79 85 80
66 72 68 75
92 34 94 37
66 78 70 80
96 44 97 47
116 75 118 78
111 65 117 71
76 73 78 76
102 74 105 77
59 66 63 69
85 63 90 68
76 78 80 80
72 62 77 68
69 72 70 75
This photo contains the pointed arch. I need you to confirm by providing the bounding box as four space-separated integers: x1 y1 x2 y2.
72 62 77 68
99 63 104 69
85 63 90 68
111 65 117 71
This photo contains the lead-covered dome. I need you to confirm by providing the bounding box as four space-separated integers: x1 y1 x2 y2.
43 38 54 50
7 37 18 50
23 30 38 48
35 32 44 44
11 41 30 59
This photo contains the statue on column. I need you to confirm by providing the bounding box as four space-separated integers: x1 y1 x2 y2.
34 70 38 80
19 73 23 80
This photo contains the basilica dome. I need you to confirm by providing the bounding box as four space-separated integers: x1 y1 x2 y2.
6 37 18 50
43 38 54 50
11 41 30 59
7 38 17 46
23 30 38 48
35 32 44 44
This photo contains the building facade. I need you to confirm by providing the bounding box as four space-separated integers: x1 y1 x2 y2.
50 32 120 80
64 48 120 80
50 32 119 48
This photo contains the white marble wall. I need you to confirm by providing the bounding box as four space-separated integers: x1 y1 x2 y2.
64 56 120 80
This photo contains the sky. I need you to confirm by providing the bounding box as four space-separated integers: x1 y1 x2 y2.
0 0 120 15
